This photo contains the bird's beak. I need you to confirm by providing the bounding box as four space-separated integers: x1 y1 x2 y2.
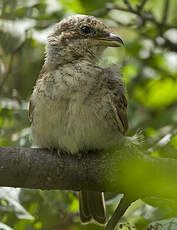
91 33 124 47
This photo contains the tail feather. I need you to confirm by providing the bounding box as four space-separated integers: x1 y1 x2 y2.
79 191 92 223
79 191 107 225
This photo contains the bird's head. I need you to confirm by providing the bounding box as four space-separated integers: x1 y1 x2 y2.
46 14 124 64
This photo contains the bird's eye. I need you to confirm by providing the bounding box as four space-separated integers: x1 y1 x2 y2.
81 26 91 34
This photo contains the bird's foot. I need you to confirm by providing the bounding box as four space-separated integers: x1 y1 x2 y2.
77 152 82 159
50 148 63 159
57 149 64 158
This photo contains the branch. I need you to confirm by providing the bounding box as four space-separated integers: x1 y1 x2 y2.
2 145 177 229
0 146 177 201
123 0 134 11
96 2 159 26
161 0 170 26
137 0 149 12
106 195 133 230
92 1 176 53
94 1 175 32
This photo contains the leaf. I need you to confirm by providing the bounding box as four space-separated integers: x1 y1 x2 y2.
59 0 85 13
0 188 34 220
59 0 112 13
123 64 138 83
135 79 177 109
147 218 177 230
0 223 13 230
170 135 177 149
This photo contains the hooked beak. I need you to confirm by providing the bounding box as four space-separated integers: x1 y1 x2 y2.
91 33 124 47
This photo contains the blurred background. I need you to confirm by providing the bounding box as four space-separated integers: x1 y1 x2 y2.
0 0 177 229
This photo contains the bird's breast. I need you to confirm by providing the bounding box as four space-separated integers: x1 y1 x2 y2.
31 65 121 153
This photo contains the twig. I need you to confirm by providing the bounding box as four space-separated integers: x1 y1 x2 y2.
161 0 170 26
123 0 133 11
106 196 134 230
106 3 133 13
94 1 175 34
107 2 159 26
140 31 177 52
137 0 149 12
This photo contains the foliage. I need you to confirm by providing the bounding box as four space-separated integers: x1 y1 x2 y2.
0 0 177 229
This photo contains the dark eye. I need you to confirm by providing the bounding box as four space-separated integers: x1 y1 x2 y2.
81 26 91 34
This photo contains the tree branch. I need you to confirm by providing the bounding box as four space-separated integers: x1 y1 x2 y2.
0 146 177 202
92 1 176 54
123 0 134 11
137 0 149 12
161 0 170 26
1 145 177 229
106 195 133 230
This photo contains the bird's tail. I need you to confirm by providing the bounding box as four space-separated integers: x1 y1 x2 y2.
79 191 107 225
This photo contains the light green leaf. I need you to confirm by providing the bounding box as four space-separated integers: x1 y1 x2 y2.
135 79 177 109
0 188 34 220
0 223 13 230
148 218 177 230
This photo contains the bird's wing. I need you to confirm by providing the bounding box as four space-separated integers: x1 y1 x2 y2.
29 100 34 123
107 77 128 135
28 64 49 123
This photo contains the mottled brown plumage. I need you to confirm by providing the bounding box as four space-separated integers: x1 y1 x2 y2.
29 14 127 225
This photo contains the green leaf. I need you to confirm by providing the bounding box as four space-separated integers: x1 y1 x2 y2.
148 218 177 230
59 0 112 13
0 223 13 230
135 79 177 109
59 0 85 13
170 135 177 149
123 64 138 83
0 188 34 220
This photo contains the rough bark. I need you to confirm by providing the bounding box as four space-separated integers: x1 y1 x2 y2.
0 146 177 202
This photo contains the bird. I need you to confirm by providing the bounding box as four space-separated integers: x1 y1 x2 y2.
29 14 128 226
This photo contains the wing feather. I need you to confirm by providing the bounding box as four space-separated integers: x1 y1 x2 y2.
107 77 128 134
29 100 34 123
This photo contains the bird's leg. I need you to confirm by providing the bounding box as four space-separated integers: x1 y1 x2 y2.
49 148 64 158
105 195 136 230
57 149 62 158
50 148 57 156
77 151 83 159
57 149 69 158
